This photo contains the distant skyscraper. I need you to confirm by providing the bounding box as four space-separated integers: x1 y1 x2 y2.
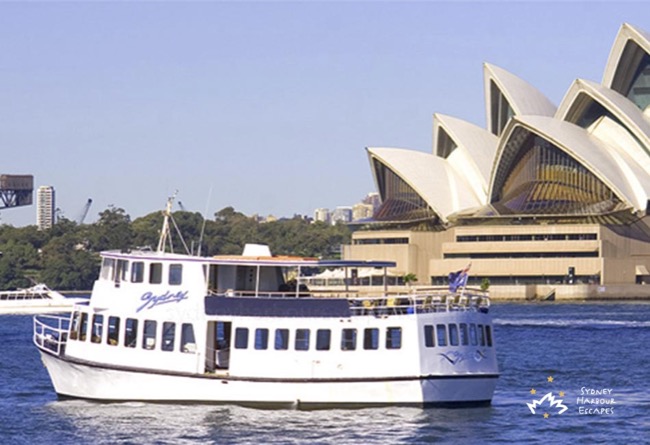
352 203 374 221
314 208 330 223
331 206 352 225
36 185 55 230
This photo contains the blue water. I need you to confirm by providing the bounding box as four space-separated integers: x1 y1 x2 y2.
1 303 648 444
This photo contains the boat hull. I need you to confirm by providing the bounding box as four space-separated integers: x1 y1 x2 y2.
39 351 498 408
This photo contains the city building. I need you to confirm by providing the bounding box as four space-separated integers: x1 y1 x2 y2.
36 185 55 230
344 23 650 299
331 206 352 225
314 208 330 224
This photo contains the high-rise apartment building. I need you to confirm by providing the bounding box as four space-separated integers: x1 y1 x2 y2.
36 185 55 230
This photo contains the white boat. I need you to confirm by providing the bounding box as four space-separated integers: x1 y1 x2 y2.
33 201 499 408
0 283 86 315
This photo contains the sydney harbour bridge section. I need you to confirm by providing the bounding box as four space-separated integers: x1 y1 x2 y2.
0 175 33 209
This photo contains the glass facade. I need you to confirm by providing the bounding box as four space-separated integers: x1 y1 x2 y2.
490 80 515 136
611 41 650 111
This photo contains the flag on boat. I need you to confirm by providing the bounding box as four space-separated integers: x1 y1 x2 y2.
449 263 471 292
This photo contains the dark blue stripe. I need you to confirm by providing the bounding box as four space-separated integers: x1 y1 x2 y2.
204 296 351 318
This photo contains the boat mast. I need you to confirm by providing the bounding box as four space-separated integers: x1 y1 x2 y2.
157 193 176 253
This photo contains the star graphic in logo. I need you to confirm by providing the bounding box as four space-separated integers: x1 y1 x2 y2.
530 388 537 395
543 413 550 419
559 391 565 397
547 376 554 383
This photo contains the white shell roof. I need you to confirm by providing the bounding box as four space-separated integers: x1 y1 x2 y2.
602 23 650 88
367 147 482 223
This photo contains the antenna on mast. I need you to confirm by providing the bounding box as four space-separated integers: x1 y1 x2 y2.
157 191 176 253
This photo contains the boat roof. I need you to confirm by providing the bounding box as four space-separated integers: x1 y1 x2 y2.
100 249 396 268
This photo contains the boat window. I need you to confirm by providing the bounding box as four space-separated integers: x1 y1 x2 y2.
181 323 196 353
424 325 435 348
295 329 310 351
118 260 129 282
255 328 269 350
143 320 157 350
162 322 176 351
275 329 289 350
469 324 478 346
234 328 249 349
478 324 485 346
91 314 104 343
107 316 120 346
363 328 379 350
101 258 115 280
449 324 459 346
436 324 447 347
131 262 145 283
79 312 88 341
485 325 493 347
459 323 469 346
169 264 182 286
69 311 80 340
316 329 331 351
341 328 357 351
124 318 138 348
386 327 402 349
149 263 163 284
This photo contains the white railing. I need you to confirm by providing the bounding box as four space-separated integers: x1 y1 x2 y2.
33 314 70 356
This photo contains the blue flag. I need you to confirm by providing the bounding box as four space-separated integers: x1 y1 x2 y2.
448 264 470 292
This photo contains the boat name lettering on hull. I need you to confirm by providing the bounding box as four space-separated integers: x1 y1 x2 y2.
137 291 189 312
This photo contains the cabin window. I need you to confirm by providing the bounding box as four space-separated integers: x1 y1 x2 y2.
255 328 269 350
316 329 331 351
162 322 176 351
485 325 493 347
118 260 129 282
295 329 310 351
91 314 104 343
181 323 196 353
79 312 88 341
124 318 138 348
234 328 249 349
143 320 157 350
341 328 357 351
436 324 447 346
363 328 379 350
478 324 486 346
275 329 289 350
469 324 478 346
69 311 80 340
424 325 435 348
149 263 163 284
386 327 401 349
101 258 115 280
459 323 469 346
107 316 120 346
449 324 459 346
169 264 183 285
131 262 144 283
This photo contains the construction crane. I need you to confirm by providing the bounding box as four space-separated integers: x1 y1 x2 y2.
178 201 187 212
77 198 93 224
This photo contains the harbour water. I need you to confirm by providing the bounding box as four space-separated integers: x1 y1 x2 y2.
1 303 648 444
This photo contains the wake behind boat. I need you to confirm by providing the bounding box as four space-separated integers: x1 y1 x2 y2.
33 200 499 408
0 283 86 315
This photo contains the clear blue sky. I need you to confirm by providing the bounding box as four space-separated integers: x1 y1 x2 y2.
0 2 646 226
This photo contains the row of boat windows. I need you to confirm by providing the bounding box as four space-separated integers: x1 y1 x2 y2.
101 258 184 286
69 312 197 353
424 323 492 348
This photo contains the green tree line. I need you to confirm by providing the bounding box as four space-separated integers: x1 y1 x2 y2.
0 206 351 291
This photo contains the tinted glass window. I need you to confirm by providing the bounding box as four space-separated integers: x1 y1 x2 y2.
478 324 486 346
162 322 176 351
469 324 478 346
149 263 162 284
386 327 402 349
234 328 249 349
181 323 196 353
295 329 310 351
424 324 435 348
255 328 269 350
275 329 289 350
107 316 120 346
124 318 138 348
341 329 357 351
169 264 183 285
131 262 144 283
363 328 379 350
437 324 447 346
316 329 331 351
143 320 157 349
91 314 104 343
449 324 459 346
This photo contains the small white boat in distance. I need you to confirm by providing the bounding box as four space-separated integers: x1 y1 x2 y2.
33 200 499 408
0 283 86 315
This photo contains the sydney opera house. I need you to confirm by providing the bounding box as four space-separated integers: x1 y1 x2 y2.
343 23 650 299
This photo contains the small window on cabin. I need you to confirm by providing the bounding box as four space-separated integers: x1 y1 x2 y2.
449 324 459 346
478 324 486 346
162 322 176 351
91 314 104 343
101 258 115 280
107 316 120 346
124 318 138 348
275 329 289 350
295 329 310 351
469 324 478 346
149 263 163 284
459 323 469 346
255 328 269 350
69 311 80 340
424 324 435 348
79 312 88 341
485 325 493 347
363 328 379 350
119 260 129 282
316 329 331 351
169 264 182 285
341 328 357 351
234 328 249 349
143 320 157 350
181 323 196 353
131 262 144 283
386 327 402 349
436 324 447 347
